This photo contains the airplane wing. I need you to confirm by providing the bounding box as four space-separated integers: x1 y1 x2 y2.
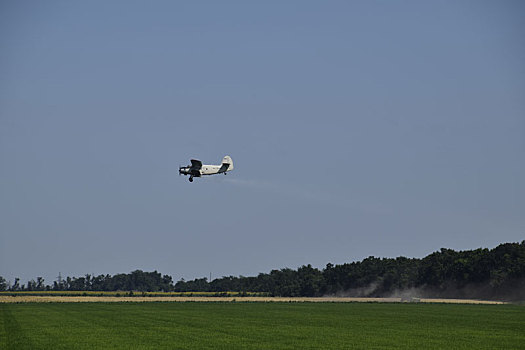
190 159 202 170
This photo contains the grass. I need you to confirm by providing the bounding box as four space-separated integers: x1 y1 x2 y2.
1 302 524 349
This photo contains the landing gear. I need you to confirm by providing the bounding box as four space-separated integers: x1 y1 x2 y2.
189 176 193 182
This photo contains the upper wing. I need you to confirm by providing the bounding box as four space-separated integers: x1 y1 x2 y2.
190 159 202 170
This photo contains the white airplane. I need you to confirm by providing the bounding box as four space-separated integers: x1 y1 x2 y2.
179 155 234 182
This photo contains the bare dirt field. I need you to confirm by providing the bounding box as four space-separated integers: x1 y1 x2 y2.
0 295 507 304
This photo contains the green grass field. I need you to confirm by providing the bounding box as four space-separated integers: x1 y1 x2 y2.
1 302 524 349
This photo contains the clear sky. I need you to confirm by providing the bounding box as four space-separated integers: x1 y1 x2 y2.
1 1 524 285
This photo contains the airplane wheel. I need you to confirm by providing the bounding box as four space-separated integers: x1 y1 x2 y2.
189 177 193 182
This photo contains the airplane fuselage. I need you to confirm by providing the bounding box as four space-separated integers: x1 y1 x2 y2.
179 164 227 176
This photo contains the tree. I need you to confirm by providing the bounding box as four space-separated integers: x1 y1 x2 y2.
11 278 20 291
27 279 37 291
7 241 522 299
36 277 45 291
0 276 7 291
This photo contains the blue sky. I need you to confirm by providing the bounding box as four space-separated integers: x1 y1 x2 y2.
1 1 524 285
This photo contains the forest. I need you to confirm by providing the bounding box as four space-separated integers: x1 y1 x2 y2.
2 241 524 300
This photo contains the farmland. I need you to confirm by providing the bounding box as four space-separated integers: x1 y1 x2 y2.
1 302 524 349
0 290 265 298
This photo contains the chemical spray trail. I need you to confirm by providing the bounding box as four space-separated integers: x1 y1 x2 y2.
219 177 336 205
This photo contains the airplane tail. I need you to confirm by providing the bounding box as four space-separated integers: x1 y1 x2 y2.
222 155 234 171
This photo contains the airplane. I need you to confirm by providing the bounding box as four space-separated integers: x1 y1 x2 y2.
179 155 234 182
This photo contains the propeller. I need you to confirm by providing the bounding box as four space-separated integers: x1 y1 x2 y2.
179 164 192 176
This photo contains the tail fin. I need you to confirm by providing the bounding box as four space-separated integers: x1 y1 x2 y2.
221 155 234 171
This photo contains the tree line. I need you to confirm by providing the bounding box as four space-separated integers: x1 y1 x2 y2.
0 270 173 293
177 241 525 300
1 241 524 300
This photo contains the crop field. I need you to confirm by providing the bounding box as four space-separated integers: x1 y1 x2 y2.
1 302 524 349
0 295 508 304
